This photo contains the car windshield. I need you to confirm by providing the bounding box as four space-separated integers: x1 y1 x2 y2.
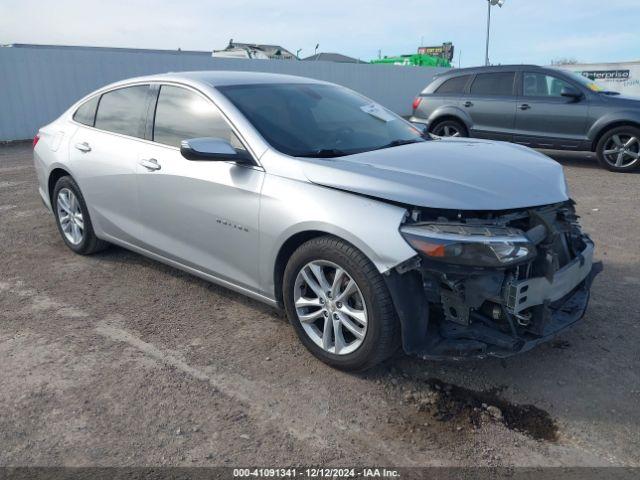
218 83 425 157
553 69 606 93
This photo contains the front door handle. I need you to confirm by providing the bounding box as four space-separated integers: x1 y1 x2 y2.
519 104 531 110
139 158 161 171
75 142 91 153
464 101 474 108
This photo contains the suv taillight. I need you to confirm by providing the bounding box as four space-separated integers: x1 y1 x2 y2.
32 134 40 148
412 97 422 111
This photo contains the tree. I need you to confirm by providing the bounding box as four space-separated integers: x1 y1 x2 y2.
551 58 579 66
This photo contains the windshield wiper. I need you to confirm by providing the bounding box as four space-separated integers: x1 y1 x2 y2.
297 139 424 158
297 148 349 158
372 138 424 151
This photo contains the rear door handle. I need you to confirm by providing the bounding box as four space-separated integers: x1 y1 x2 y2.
519 104 531 110
74 142 91 153
139 158 161 171
464 101 474 108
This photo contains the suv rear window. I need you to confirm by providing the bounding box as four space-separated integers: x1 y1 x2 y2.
94 85 149 138
436 75 470 94
73 96 99 126
469 72 515 96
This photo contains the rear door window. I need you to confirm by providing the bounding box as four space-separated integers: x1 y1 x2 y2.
469 72 515 96
73 96 100 126
152 85 244 150
436 75 471 94
94 85 149 138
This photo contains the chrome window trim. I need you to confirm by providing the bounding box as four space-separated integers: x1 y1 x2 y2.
69 80 264 171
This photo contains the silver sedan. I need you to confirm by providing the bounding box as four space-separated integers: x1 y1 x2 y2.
33 71 597 370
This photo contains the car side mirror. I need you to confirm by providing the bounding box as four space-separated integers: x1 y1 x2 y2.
180 137 253 164
560 86 583 101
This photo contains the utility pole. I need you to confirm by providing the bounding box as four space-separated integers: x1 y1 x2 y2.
485 1 491 66
485 0 505 66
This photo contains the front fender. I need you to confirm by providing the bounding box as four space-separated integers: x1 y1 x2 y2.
587 110 640 146
258 174 417 298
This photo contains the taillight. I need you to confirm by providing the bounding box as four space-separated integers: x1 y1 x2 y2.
412 97 422 111
32 134 40 148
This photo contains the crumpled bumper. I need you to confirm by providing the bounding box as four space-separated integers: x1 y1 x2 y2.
417 265 599 361
385 240 602 361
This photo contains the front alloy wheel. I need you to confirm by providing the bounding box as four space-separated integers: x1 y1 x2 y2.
602 135 639 169
596 126 640 172
294 260 368 355
283 236 400 371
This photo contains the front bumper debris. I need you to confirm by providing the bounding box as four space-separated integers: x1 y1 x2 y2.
385 201 601 360
505 242 594 316
418 262 598 360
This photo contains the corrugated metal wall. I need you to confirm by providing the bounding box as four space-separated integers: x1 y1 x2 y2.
0 45 446 141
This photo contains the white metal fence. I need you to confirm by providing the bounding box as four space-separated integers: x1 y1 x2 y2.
557 62 640 98
0 45 447 141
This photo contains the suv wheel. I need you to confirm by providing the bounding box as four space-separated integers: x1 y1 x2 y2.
596 126 640 172
52 176 108 255
431 119 467 138
283 236 400 371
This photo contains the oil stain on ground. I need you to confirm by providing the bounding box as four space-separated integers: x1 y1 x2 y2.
416 378 559 442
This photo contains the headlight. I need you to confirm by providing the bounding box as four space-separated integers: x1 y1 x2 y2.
400 223 535 268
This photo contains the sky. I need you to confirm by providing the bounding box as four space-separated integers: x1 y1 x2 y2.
1 0 638 67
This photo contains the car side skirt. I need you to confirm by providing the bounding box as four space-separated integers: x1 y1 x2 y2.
99 232 280 308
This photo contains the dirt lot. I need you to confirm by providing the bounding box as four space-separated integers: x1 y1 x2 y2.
0 142 639 467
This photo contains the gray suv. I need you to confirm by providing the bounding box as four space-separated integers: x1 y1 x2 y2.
410 65 640 172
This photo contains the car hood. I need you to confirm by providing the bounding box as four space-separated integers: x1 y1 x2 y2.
300 138 569 210
601 93 640 105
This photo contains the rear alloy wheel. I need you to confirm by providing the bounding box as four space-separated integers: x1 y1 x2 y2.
431 119 467 138
52 176 108 255
56 187 85 246
596 126 640 172
283 236 400 371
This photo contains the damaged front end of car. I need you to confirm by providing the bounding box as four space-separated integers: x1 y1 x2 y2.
385 200 601 360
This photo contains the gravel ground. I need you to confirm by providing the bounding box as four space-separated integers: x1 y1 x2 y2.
0 142 638 467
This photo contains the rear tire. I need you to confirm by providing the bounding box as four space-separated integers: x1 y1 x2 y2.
596 126 640 172
283 236 400 372
52 176 109 255
430 119 468 138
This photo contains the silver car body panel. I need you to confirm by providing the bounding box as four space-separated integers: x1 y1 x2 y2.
33 71 570 306
300 138 568 210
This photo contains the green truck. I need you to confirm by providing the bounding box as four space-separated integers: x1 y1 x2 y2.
370 53 451 68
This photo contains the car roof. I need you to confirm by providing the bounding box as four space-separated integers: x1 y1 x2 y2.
110 70 327 89
435 64 551 78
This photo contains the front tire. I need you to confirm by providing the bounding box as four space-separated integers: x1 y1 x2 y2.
596 126 640 172
283 236 400 371
52 176 108 255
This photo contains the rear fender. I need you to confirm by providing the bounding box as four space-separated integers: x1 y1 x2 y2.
427 106 473 132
